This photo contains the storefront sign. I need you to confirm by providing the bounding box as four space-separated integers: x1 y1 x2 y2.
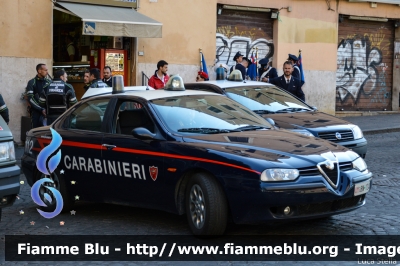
83 22 96 35
58 0 137 8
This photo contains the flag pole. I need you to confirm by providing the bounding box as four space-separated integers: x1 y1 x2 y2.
256 47 259 80
199 48 203 72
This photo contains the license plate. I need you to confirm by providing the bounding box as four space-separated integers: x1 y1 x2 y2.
354 179 370 196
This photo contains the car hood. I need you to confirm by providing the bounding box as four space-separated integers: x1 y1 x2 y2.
261 111 353 130
181 129 358 169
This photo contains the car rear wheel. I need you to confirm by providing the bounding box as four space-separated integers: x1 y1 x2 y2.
185 173 228 236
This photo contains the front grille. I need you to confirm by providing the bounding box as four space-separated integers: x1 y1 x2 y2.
297 196 362 215
319 164 339 185
318 130 354 142
298 161 353 176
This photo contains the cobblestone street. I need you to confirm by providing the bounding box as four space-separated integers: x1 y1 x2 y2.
1 131 400 265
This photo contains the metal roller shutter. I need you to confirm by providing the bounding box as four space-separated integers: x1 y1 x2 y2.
216 9 274 70
336 17 394 111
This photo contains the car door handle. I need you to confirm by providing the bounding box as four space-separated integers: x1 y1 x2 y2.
102 144 117 150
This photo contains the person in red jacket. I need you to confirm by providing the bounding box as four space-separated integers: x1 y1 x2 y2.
148 60 169 89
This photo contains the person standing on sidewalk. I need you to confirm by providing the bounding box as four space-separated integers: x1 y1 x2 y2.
39 69 77 124
148 60 169 90
89 68 108 88
25 63 51 128
269 61 305 101
83 69 91 92
287 54 301 80
102 66 113 87
229 51 244 74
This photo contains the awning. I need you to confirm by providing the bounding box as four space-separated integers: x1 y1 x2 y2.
56 2 162 38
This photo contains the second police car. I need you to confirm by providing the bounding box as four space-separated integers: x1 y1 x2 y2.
21 76 372 235
185 74 368 158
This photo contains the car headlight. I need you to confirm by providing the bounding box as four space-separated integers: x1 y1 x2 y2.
290 129 314 137
352 157 368 172
351 126 363 140
0 141 15 162
261 169 300 182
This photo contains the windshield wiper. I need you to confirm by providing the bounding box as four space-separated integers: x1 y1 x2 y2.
252 109 276 114
235 125 270 131
276 107 311 113
177 128 241 134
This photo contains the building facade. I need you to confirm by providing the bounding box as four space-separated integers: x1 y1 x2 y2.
1 0 399 142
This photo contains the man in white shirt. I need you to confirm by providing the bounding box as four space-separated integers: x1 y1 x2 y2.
66 35 76 62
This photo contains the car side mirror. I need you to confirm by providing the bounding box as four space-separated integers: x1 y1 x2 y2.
132 127 156 140
265 117 275 127
312 106 318 111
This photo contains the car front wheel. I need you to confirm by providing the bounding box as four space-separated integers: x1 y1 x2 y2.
185 173 228 236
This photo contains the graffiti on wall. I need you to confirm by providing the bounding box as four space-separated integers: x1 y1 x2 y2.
216 33 274 69
336 29 391 106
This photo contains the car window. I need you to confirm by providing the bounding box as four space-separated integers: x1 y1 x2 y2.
151 95 271 133
65 99 109 132
115 100 155 135
225 86 311 113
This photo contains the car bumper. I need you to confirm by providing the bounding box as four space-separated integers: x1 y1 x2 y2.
0 165 21 208
337 137 367 158
21 154 36 187
227 171 372 224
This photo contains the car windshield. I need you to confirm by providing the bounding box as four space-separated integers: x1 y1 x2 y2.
225 85 312 113
150 95 271 134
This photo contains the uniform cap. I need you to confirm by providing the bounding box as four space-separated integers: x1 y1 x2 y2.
233 51 243 61
288 54 298 61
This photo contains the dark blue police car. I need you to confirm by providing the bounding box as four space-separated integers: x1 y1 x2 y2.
21 76 372 235
185 80 368 158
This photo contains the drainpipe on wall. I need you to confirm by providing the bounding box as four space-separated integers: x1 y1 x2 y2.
393 26 400 111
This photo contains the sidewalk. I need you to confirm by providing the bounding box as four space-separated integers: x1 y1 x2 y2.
341 113 400 135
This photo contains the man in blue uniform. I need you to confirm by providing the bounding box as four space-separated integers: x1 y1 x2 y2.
233 57 252 80
229 51 243 74
25 63 51 128
0 94 9 124
39 69 77 124
287 54 301 80
269 61 305 101
89 68 108 88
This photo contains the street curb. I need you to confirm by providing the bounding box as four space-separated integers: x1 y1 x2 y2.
363 127 400 135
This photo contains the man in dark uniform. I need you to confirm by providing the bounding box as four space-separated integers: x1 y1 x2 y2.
287 54 301 80
258 58 278 82
102 66 113 87
233 57 252 80
269 61 305 101
25 63 51 128
229 51 243 74
89 68 108 88
39 69 77 125
0 94 9 124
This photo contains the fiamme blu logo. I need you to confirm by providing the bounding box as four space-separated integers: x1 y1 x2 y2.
31 128 64 219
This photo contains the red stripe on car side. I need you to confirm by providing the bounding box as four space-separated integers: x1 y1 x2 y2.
34 138 260 175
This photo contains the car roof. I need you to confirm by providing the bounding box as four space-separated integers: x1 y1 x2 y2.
83 87 221 101
82 86 154 99
195 80 275 88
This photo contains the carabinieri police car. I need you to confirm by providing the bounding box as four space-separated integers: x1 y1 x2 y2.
185 75 368 158
21 75 372 235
